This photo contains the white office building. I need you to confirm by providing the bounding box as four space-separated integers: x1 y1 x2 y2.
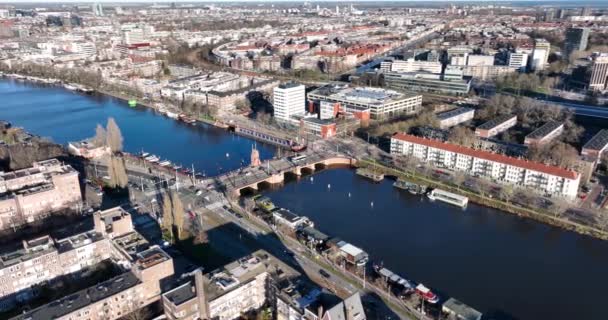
531 48 548 71
508 52 528 71
273 82 305 123
390 133 580 199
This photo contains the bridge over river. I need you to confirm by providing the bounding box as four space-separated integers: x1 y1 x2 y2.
215 152 356 196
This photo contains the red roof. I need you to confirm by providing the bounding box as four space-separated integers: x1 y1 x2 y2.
392 133 579 180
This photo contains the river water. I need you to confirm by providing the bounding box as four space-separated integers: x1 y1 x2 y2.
2 79 607 320
0 79 274 176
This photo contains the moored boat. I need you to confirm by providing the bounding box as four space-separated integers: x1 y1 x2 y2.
415 284 439 304
427 188 468 207
165 111 178 119
145 155 160 163
158 160 172 167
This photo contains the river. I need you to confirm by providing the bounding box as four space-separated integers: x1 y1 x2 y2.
2 78 608 320
0 79 274 176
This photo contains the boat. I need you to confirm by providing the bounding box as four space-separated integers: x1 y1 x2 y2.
144 155 160 163
427 188 468 208
393 179 420 194
165 111 179 119
290 142 307 152
415 284 439 304
139 151 150 158
64 83 78 91
356 167 384 182
373 264 416 296
158 160 172 167
128 100 137 107
172 164 182 170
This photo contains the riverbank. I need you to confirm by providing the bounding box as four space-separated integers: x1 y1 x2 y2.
357 159 608 241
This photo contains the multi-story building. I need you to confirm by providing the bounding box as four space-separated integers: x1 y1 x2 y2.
308 84 422 120
564 27 590 59
589 53 608 92
0 207 134 311
475 115 517 138
162 250 299 320
273 82 306 123
581 129 608 161
533 38 551 69
465 54 495 66
380 58 442 74
383 71 472 96
12 246 174 320
524 122 564 146
390 133 581 199
437 107 475 129
0 159 81 231
508 52 528 71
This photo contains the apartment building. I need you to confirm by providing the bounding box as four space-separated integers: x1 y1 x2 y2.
475 115 517 138
163 250 299 320
589 53 608 92
391 133 580 199
12 246 174 320
524 122 564 146
564 27 590 59
0 207 135 311
274 82 306 123
0 159 81 231
308 83 422 120
437 107 475 129
581 129 608 161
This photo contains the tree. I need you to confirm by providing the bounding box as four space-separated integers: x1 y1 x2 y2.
162 192 174 240
92 124 107 148
448 127 476 147
171 191 185 239
105 155 128 188
500 184 514 203
106 117 123 153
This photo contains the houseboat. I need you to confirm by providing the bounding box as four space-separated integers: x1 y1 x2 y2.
415 284 439 304
427 189 468 208
356 168 384 183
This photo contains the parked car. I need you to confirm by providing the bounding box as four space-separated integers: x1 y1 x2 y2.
319 269 330 278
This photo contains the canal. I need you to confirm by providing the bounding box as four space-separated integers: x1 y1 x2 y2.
2 79 608 320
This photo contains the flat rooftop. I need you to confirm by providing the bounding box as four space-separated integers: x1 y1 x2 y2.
12 272 140 320
583 129 608 152
163 281 197 307
477 114 517 130
437 107 475 120
309 83 418 106
525 121 563 140
135 246 171 270
205 250 299 301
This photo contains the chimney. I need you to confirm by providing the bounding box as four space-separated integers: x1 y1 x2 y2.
194 269 210 319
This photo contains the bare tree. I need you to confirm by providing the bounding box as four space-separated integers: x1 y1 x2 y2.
105 155 128 188
92 124 107 148
162 192 174 240
448 127 476 147
106 117 123 153
171 191 185 239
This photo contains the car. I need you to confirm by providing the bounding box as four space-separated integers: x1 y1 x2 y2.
319 269 330 278
235 213 243 219
196 190 203 196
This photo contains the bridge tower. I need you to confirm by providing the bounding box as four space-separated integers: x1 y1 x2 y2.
250 144 261 167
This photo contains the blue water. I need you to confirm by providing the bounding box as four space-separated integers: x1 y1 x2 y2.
264 169 608 320
0 79 274 176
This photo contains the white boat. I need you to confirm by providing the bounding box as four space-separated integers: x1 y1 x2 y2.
172 164 182 170
159 160 172 167
145 155 160 162
427 189 468 208
415 284 439 304
165 111 178 119
139 151 150 158
64 83 78 91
